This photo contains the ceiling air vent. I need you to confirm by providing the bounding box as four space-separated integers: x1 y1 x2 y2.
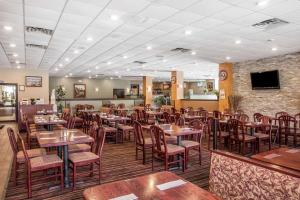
25 26 53 35
26 44 47 49
170 48 191 53
252 18 289 30
133 61 147 65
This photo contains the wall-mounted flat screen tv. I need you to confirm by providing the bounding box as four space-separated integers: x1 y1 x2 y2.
250 70 280 90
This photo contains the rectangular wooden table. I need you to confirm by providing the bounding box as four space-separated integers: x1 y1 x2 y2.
36 129 94 187
83 171 219 200
251 147 300 172
34 115 67 131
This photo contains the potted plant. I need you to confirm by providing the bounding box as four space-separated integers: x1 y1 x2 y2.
30 98 36 105
228 95 243 113
55 85 66 113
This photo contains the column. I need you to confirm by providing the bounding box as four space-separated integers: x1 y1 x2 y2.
218 63 233 112
171 71 184 110
143 76 153 105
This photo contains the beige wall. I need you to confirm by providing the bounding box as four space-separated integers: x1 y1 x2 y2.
0 68 49 103
49 77 142 99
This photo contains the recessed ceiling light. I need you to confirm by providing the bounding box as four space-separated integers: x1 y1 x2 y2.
69 73 72 76
16 65 21 69
123 55 128 59
226 56 231 60
55 68 59 71
185 30 192 35
95 75 98 77
110 14 119 21
110 77 113 80
15 60 20 64
86 37 93 42
118 75 122 78
65 58 69 62
88 76 92 79
13 53 18 57
172 67 177 70
65 75 69 78
126 68 130 71
59 63 63 67
9 43 16 48
256 0 269 7
162 59 167 63
107 61 112 65
115 71 119 74
3 25 12 31
146 46 152 50
87 70 91 73
95 66 99 69
235 40 241 44
272 47 277 51
78 80 82 82
73 49 79 54
140 73 143 76
191 51 196 55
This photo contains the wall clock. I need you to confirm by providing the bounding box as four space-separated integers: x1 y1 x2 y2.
219 70 228 81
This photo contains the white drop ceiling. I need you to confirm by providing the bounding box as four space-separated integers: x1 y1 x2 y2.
1 0 300 80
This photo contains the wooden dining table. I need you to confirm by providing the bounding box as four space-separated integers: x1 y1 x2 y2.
34 115 67 131
35 129 94 187
83 171 220 200
251 147 300 172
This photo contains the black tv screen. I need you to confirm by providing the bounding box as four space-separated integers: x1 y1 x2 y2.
250 70 280 90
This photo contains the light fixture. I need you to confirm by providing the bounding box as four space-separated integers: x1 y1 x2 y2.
110 14 119 21
73 49 79 54
16 65 21 69
13 53 18 57
9 43 16 48
69 73 72 76
107 61 112 65
118 75 122 78
86 37 93 42
78 80 83 82
95 74 98 77
146 46 152 50
115 71 119 74
55 68 59 71
191 51 196 55
272 47 277 51
256 0 269 7
15 60 20 64
87 70 91 73
126 68 130 71
65 58 69 62
95 87 99 92
123 55 128 59
235 40 241 44
95 66 99 69
59 63 63 67
65 75 69 78
110 77 113 80
226 56 231 60
88 76 92 79
184 30 192 35
3 25 12 31
162 59 167 63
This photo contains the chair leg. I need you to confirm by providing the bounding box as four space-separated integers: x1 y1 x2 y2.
13 158 17 186
199 146 202 165
142 147 146 164
185 149 188 169
27 170 32 199
72 164 76 191
182 152 185 172
151 148 154 171
60 166 64 191
164 156 168 171
90 163 94 177
99 160 102 184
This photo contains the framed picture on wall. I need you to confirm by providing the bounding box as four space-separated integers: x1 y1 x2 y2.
207 81 214 92
74 84 86 98
19 85 25 91
25 76 42 87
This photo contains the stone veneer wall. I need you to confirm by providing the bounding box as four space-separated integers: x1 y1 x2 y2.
233 52 300 118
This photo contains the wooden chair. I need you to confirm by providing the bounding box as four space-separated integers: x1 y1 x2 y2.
181 120 203 169
7 128 46 186
118 119 134 143
213 110 222 119
68 125 105 190
253 113 263 122
150 125 185 172
206 118 229 150
228 119 256 155
96 114 118 143
18 133 63 198
133 121 153 164
239 114 249 123
278 115 298 147
158 112 170 124
254 116 272 152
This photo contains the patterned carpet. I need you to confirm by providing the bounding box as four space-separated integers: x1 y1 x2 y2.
5 134 211 200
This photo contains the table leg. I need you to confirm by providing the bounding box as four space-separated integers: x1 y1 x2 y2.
177 136 182 168
63 145 70 187
57 146 62 158
48 124 53 131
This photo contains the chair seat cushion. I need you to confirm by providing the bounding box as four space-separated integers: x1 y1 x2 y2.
254 132 270 139
161 144 185 154
231 135 256 141
181 140 200 148
69 152 99 164
118 125 134 131
17 148 47 163
144 138 153 145
30 155 63 171
68 144 91 153
166 136 177 144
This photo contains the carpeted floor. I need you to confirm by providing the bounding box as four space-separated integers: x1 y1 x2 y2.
5 134 211 200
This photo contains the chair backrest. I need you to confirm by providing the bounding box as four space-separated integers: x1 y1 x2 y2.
189 119 204 142
7 127 19 155
67 116 76 129
213 110 221 119
279 115 296 130
162 112 170 123
117 103 125 109
133 121 145 145
236 110 244 115
150 125 167 154
93 126 106 157
295 113 300 128
180 108 185 114
95 114 102 126
275 111 288 119
17 133 31 168
253 113 263 122
239 114 249 123
175 116 185 126
228 119 245 141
